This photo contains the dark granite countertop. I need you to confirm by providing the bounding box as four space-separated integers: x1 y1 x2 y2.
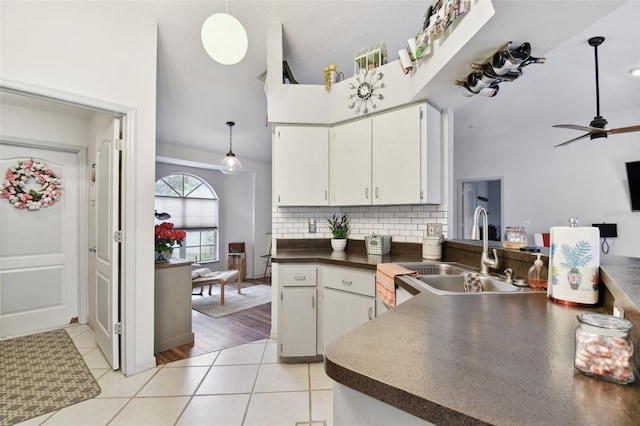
324 290 640 425
271 238 424 270
273 238 640 425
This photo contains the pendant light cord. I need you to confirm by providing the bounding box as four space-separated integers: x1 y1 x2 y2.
227 121 235 154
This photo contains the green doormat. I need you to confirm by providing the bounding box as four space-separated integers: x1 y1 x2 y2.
0 329 102 425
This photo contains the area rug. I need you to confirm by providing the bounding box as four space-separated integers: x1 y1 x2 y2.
0 329 102 426
192 284 272 318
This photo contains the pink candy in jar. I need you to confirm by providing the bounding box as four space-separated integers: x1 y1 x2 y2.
574 313 635 384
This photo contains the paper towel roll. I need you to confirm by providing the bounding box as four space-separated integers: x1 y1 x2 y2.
398 49 413 75
547 225 600 305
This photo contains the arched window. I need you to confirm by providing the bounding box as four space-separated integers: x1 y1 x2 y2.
154 173 219 263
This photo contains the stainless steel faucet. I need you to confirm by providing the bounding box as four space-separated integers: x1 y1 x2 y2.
470 206 499 274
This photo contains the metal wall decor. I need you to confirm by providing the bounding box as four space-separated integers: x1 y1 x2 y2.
347 69 384 115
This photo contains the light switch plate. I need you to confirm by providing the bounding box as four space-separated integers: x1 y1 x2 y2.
309 218 317 233
427 223 442 237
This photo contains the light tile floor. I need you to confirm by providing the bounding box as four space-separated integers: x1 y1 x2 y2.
17 324 333 426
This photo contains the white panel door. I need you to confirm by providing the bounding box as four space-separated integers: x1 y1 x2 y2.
93 119 120 370
461 182 478 239
0 143 79 337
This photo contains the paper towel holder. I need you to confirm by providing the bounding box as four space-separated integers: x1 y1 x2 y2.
592 222 617 254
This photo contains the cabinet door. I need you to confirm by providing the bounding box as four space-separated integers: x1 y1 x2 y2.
280 287 317 357
274 126 328 206
372 104 422 205
330 118 372 206
321 288 375 353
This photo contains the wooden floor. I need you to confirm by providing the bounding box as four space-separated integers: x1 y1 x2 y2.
155 281 272 365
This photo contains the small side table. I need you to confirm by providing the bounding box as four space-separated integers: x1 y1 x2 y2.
227 252 246 282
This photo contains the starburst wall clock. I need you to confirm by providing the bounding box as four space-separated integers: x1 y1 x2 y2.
347 69 384 114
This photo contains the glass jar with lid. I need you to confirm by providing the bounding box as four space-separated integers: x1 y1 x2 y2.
503 226 527 249
574 313 635 384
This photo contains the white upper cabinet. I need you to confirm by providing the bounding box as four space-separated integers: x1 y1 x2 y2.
274 125 329 206
371 104 422 205
329 118 372 206
330 103 441 206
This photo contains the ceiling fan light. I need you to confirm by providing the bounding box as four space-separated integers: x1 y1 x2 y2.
201 13 248 65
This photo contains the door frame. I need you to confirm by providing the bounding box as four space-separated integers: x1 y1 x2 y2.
0 136 88 324
456 177 504 241
0 80 140 375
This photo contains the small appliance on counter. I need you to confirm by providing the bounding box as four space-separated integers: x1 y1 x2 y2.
548 217 600 306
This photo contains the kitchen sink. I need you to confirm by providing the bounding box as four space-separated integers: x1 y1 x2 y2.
400 262 468 276
398 262 526 296
415 274 522 294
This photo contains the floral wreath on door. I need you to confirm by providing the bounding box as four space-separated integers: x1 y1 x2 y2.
1 159 63 210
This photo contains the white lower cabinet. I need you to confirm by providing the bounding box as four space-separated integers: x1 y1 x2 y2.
277 263 377 359
322 288 375 352
278 265 318 358
320 266 376 353
280 286 317 357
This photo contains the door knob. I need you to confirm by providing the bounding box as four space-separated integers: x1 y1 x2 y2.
89 246 97 253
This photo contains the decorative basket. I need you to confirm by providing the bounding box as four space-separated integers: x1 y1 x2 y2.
365 235 392 255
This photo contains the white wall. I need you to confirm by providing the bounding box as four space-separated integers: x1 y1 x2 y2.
455 106 640 257
0 103 91 146
1 2 158 375
156 142 273 279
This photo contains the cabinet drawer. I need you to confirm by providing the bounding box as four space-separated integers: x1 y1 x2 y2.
322 266 375 297
280 265 317 286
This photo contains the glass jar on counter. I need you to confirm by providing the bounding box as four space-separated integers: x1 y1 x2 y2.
574 313 635 384
503 226 527 249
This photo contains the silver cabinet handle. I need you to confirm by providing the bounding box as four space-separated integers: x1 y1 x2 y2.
375 187 379 198
324 190 327 200
312 295 316 309
294 276 307 281
89 246 97 253
341 280 353 286
368 307 373 320
365 188 369 199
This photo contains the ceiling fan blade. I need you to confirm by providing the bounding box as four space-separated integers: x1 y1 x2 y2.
554 132 591 148
553 124 607 133
609 124 640 135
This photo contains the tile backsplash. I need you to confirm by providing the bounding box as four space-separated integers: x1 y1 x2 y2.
272 205 448 243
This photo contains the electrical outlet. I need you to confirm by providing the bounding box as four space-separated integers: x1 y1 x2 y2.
522 220 531 227
308 218 317 233
613 305 624 318
427 223 442 237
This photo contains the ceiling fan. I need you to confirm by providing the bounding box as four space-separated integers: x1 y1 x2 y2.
553 36 640 147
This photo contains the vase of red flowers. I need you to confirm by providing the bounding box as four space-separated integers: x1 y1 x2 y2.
154 222 186 263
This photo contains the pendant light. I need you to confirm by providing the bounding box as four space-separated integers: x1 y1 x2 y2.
201 0 248 65
220 121 242 175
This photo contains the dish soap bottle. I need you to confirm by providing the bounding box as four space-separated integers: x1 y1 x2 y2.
528 254 548 291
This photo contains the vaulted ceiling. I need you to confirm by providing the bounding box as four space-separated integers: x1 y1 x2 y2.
3 1 639 162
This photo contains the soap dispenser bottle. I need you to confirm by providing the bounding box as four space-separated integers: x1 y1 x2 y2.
528 254 548 291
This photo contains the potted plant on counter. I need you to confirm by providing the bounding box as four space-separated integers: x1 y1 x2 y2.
327 213 350 251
